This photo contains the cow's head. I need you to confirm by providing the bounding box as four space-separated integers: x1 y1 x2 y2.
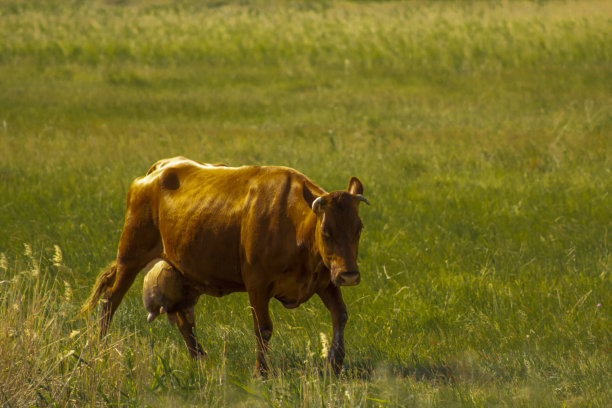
304 177 369 287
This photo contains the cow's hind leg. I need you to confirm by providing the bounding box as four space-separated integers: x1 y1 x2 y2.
99 252 159 336
176 307 206 358
99 208 162 336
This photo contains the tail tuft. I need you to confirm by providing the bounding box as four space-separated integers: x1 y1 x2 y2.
79 262 118 317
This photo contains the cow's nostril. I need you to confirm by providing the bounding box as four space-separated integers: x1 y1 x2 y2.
338 271 360 286
342 271 359 278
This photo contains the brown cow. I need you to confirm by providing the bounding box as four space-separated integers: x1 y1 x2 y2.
81 156 369 375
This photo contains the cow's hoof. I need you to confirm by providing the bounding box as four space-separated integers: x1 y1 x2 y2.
189 344 207 359
326 351 344 375
254 361 270 379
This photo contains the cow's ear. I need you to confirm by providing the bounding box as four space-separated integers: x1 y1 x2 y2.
348 177 364 196
302 183 318 208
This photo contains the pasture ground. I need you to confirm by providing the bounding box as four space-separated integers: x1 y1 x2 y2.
1 0 611 406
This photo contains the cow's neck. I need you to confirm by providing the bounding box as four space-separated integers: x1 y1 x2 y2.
297 210 323 269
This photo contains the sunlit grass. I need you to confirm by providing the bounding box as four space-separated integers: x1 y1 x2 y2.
1 0 611 406
1 0 610 71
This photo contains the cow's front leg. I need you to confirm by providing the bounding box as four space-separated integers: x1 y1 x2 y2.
176 307 206 358
248 291 273 377
317 283 348 374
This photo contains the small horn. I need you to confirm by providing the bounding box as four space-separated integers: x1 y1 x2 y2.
355 195 370 205
312 196 323 213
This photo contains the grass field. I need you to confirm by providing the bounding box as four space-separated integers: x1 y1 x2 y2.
1 0 611 406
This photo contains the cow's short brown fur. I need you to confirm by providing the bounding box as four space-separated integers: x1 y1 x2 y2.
81 156 368 375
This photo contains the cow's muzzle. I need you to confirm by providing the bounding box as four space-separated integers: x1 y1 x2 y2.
334 270 361 286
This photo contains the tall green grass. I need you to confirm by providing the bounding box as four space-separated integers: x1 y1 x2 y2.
1 0 610 71
1 0 611 406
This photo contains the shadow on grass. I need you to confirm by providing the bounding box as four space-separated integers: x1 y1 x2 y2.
269 352 457 384
345 358 456 383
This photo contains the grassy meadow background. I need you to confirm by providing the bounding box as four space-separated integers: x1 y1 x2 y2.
1 0 611 406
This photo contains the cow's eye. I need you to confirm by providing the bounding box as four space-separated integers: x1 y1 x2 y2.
321 225 331 238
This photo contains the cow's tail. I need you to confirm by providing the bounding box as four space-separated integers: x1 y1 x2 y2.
79 262 118 317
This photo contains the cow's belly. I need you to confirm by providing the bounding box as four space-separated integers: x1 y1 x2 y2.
172 247 244 292
160 221 245 293
189 277 246 297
